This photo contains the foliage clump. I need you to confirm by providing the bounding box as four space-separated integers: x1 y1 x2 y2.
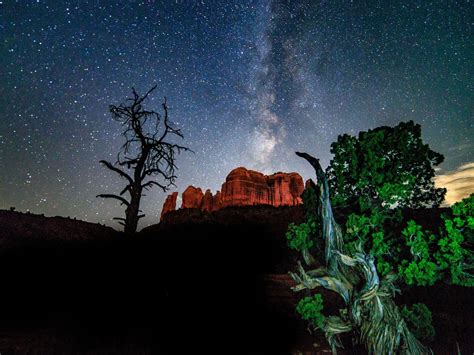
395 195 474 286
327 120 446 210
342 195 474 287
296 294 325 329
435 194 474 286
398 220 438 286
401 303 435 342
287 218 316 252
286 185 323 264
344 211 395 276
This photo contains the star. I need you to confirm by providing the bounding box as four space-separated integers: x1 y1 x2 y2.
0 1 472 229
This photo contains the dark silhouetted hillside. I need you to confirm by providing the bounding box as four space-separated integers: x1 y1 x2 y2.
0 210 119 245
0 206 471 354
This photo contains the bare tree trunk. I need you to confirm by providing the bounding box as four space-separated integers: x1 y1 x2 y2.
123 150 148 234
124 187 141 234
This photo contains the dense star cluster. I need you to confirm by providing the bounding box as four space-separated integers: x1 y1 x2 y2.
1 1 472 228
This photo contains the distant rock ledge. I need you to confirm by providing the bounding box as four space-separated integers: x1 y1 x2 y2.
160 167 306 220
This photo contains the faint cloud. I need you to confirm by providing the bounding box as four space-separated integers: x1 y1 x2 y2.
435 162 474 205
445 143 474 161
447 142 473 152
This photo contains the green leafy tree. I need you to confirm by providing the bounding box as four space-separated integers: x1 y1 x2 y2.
326 121 446 210
288 123 473 353
325 122 446 280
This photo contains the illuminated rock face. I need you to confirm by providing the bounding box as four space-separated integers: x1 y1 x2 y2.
160 192 178 220
201 189 222 212
181 186 203 209
220 168 304 207
160 167 304 220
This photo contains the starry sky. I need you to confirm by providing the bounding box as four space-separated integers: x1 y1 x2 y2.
1 1 473 229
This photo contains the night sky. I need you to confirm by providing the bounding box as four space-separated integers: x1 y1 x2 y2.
1 1 473 229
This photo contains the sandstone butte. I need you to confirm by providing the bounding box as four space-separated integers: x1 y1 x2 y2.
160 167 306 220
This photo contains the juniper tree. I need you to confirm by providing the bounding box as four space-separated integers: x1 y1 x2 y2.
291 151 428 354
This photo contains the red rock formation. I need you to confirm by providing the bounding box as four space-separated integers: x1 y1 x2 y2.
267 172 304 207
201 189 213 212
181 186 203 209
201 189 222 212
160 192 178 220
160 167 305 220
220 167 268 207
220 168 304 207
213 191 222 211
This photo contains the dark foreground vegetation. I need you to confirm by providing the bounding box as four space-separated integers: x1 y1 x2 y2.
0 207 472 354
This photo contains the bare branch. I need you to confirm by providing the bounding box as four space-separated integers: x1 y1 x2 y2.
99 160 133 185
120 184 132 196
135 85 157 106
142 167 176 180
142 180 167 192
96 194 130 206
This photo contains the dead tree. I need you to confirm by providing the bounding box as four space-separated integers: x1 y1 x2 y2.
97 86 190 234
